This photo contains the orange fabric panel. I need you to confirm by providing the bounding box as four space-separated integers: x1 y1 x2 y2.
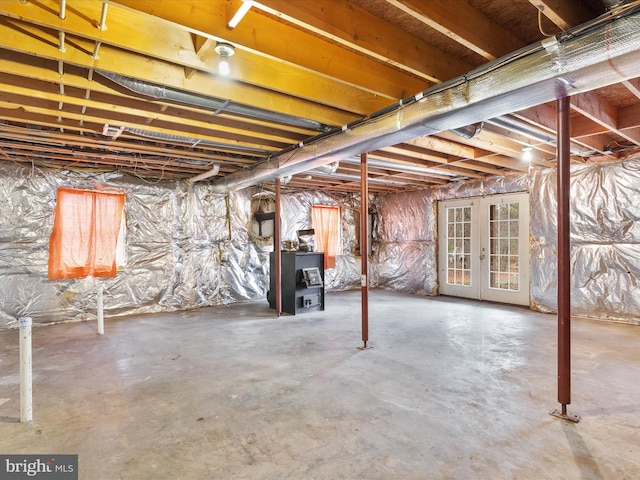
48 188 125 280
311 205 340 269
93 192 126 276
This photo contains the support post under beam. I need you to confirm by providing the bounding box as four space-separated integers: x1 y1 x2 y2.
274 178 282 317
551 93 579 422
359 153 370 349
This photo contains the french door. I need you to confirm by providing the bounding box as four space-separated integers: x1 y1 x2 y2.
437 193 530 306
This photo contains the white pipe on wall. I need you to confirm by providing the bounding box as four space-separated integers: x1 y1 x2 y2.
97 284 104 335
19 316 33 422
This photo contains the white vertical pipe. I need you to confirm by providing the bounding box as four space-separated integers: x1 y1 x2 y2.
19 317 33 423
98 3 108 30
97 284 104 335
58 31 66 53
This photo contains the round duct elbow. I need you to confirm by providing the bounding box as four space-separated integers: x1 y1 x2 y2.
450 122 483 139
189 164 220 183
311 161 339 175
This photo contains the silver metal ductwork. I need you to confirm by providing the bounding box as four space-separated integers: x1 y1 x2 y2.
210 7 640 192
311 161 339 175
97 70 329 132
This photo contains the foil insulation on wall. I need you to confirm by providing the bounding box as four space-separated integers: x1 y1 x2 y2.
369 173 532 296
4 155 640 329
372 189 437 294
278 190 362 291
0 163 268 329
0 165 361 329
372 157 640 324
530 157 640 323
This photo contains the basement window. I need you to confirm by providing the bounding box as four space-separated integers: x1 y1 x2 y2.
48 188 126 280
311 205 341 269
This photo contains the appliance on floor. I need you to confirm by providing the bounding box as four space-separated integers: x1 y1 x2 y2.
268 251 325 315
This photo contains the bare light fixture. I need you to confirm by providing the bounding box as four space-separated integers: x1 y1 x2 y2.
228 0 252 29
522 146 533 163
215 42 235 76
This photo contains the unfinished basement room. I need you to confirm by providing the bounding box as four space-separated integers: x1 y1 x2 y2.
1 0 640 479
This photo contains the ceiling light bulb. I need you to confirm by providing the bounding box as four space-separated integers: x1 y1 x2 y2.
215 42 235 76
218 56 230 76
522 146 533 162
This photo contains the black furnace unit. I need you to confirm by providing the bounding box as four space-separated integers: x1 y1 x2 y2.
268 251 325 315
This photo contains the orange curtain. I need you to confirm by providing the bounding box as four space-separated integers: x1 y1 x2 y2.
311 205 340 269
48 188 125 280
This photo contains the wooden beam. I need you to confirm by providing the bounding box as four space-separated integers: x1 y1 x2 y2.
0 125 255 166
438 129 554 167
622 78 640 100
386 0 525 61
444 160 506 176
0 91 290 152
513 104 611 155
250 0 471 83
370 149 486 179
572 90 640 146
618 103 640 130
471 154 531 172
0 17 362 124
109 0 430 100
0 75 307 145
527 0 594 31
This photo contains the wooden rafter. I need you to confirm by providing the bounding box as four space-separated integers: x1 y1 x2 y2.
385 0 525 61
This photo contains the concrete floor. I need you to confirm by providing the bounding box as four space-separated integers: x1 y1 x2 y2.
0 290 638 480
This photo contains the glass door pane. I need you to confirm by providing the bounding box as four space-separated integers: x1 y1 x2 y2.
488 202 520 291
446 205 472 286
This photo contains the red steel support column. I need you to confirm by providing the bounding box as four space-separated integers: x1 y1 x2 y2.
360 153 369 348
556 94 574 419
274 178 282 317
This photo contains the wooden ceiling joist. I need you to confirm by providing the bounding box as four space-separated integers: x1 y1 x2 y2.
0 0 635 192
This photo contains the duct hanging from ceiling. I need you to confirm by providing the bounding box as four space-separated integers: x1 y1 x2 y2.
210 6 640 192
97 70 329 132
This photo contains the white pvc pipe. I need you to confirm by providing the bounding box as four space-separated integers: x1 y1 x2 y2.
98 3 109 31
97 284 104 335
19 317 32 423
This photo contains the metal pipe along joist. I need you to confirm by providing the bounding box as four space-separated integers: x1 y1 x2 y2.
485 116 593 156
211 8 640 193
96 71 329 132
341 156 462 177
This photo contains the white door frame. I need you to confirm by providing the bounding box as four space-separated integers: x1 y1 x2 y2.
438 193 530 306
437 197 480 299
